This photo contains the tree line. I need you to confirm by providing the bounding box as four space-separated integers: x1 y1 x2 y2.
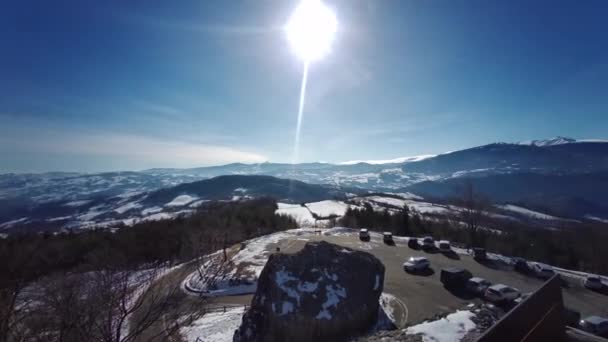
338 201 608 276
0 198 297 342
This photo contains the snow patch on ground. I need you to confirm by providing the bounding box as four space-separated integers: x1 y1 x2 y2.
585 215 608 224
276 204 315 225
0 217 28 228
141 206 162 215
179 306 245 342
166 195 198 207
229 229 314 277
366 196 409 208
114 201 142 214
63 200 91 207
339 154 436 165
306 200 350 218
47 215 72 222
405 310 476 342
388 192 423 200
277 202 302 209
77 210 105 221
406 201 451 215
189 199 209 208
496 204 564 221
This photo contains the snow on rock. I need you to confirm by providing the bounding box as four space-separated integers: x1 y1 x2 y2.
379 293 398 325
165 195 198 207
316 283 347 320
180 306 246 342
233 241 385 342
305 200 350 218
405 310 476 342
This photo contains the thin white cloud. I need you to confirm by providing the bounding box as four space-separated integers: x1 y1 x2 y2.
121 11 277 36
0 117 266 169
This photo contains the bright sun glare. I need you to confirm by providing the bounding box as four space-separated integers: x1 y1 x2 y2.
286 0 338 63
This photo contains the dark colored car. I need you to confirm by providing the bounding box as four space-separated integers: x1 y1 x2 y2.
473 248 486 260
383 232 394 244
512 257 530 273
408 238 419 249
579 316 608 337
440 267 473 288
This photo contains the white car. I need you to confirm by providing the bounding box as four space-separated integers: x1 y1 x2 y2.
484 284 520 303
403 257 430 272
531 262 556 279
421 236 434 248
438 240 451 252
359 229 370 241
583 275 604 290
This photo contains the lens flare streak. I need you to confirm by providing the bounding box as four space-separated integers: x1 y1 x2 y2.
292 62 309 164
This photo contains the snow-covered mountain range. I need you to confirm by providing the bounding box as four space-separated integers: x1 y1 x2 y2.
1 137 608 233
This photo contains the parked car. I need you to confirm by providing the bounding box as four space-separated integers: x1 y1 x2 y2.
531 262 556 279
421 236 434 249
408 238 419 249
579 316 608 337
583 275 604 290
466 277 492 296
473 248 487 260
359 228 370 241
484 284 520 303
438 240 451 252
512 257 530 273
440 267 473 288
383 232 393 244
513 292 532 304
403 256 430 272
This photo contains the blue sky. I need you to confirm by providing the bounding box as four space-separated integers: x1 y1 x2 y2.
1 0 607 172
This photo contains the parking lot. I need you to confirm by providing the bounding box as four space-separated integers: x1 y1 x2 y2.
198 230 608 329
269 232 608 327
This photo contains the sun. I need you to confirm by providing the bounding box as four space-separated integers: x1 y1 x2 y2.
285 0 338 63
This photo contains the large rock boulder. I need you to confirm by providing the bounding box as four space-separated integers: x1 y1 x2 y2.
234 241 385 342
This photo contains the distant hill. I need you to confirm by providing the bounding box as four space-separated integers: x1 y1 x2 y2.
405 171 608 219
3 137 608 232
143 175 345 205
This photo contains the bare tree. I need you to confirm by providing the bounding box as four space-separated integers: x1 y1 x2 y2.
87 264 181 342
26 262 181 342
458 180 488 248
0 239 41 342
